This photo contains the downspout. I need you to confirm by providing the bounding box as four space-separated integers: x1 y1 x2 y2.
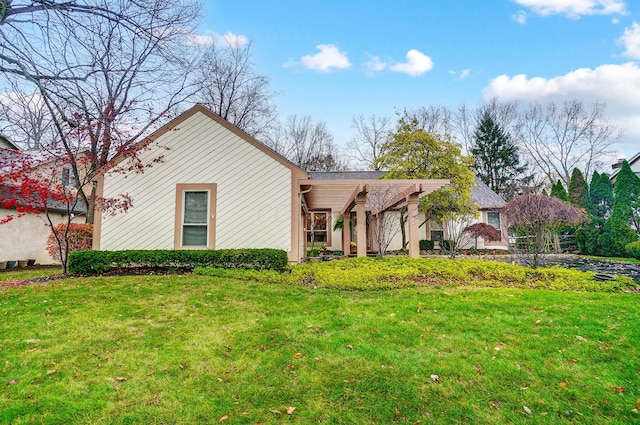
299 186 312 261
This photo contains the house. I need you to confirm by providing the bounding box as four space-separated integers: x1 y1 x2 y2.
0 144 86 264
93 105 451 261
310 172 509 252
610 152 640 183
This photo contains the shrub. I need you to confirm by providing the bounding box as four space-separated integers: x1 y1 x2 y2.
626 241 640 260
194 257 635 292
46 223 93 260
68 248 288 274
440 240 455 252
419 239 435 251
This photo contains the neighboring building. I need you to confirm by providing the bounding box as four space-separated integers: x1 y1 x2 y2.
610 152 640 183
93 105 451 261
0 145 86 264
0 133 20 151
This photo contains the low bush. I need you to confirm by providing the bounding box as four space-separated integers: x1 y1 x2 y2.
419 239 435 251
68 248 288 274
46 223 93 260
626 241 640 260
195 257 635 292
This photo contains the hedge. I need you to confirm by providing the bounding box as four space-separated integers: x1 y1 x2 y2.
68 248 288 274
419 239 435 251
626 241 640 260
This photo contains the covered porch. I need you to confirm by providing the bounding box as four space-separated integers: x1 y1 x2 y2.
299 178 449 259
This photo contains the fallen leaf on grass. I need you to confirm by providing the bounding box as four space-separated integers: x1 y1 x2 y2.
115 376 127 382
216 415 229 423
613 386 626 394
489 400 500 409
345 345 353 350
474 365 482 374
7 379 17 386
286 406 295 414
344 377 355 383
24 339 41 343
46 370 57 375
494 342 505 351
575 335 587 341
559 382 568 388
293 352 303 358
523 406 532 415
269 409 283 415
430 374 440 384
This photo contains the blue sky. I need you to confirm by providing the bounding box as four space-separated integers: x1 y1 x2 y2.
200 0 640 161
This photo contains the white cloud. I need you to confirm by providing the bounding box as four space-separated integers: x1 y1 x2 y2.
618 22 640 59
184 30 248 48
221 31 249 48
364 54 388 74
290 44 351 72
483 62 640 157
389 49 434 77
513 10 528 24
514 0 627 18
459 69 471 80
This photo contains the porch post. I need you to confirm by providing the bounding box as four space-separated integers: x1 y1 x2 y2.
407 194 420 258
342 214 351 255
356 197 367 257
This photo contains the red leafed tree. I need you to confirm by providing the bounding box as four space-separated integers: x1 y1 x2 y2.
0 120 138 272
463 222 502 249
503 194 585 268
46 223 94 261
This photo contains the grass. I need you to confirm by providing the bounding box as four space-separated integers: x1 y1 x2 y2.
0 267 62 283
0 265 638 424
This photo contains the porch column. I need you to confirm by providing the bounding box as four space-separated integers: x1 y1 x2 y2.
356 197 367 257
342 214 351 255
407 194 420 258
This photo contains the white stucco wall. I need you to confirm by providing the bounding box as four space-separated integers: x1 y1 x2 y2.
99 111 293 252
0 210 83 264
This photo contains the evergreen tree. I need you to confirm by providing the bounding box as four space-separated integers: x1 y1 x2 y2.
576 171 613 255
568 168 590 209
471 111 530 200
600 161 640 256
550 179 569 202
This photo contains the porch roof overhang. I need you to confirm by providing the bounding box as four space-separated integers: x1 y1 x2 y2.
299 178 450 215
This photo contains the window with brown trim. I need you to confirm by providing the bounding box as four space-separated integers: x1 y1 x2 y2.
487 211 502 240
306 211 329 245
174 184 217 249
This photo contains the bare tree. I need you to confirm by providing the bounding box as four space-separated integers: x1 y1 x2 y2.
503 194 585 268
517 100 620 188
366 186 405 257
455 98 521 153
266 115 346 171
401 105 455 137
345 114 392 170
196 39 278 139
0 87 54 150
0 0 202 222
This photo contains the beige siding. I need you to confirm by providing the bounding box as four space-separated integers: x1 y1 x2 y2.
99 111 292 251
0 211 83 264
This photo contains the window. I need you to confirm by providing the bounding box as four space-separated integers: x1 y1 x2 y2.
429 219 444 241
487 211 502 241
174 184 216 249
61 168 76 187
306 211 329 244
183 191 208 246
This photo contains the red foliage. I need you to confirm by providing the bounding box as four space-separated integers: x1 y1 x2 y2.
46 223 93 260
503 194 585 228
463 222 501 241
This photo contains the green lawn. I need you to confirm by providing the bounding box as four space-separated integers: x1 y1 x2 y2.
0 269 638 424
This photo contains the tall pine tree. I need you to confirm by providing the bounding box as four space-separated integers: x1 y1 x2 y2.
471 111 530 200
568 168 590 209
550 179 569 202
576 171 614 255
600 161 640 256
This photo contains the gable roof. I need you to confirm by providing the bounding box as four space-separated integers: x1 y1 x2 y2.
610 151 640 182
107 104 309 178
0 133 20 151
470 178 506 209
310 171 386 180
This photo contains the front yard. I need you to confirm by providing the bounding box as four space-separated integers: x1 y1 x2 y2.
0 263 638 424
